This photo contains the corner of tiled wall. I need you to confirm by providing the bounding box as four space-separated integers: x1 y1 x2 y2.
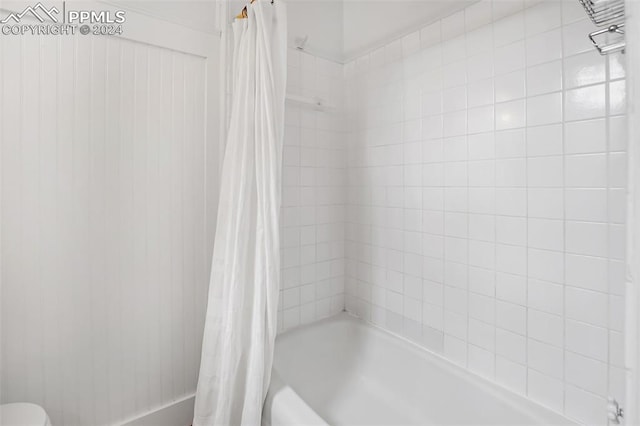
278 48 348 333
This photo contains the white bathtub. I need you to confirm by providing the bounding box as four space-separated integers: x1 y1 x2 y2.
263 313 574 426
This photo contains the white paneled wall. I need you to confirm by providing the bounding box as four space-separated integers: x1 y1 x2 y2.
343 1 626 424
0 27 215 426
278 49 346 332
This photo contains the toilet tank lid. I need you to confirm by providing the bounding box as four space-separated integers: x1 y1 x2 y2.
0 403 50 426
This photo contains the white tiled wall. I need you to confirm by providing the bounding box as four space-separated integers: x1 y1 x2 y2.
278 49 346 331
343 1 626 424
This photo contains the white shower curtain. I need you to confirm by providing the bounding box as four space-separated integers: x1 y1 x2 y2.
193 1 287 425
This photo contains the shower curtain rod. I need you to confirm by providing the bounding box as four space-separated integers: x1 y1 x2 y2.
236 0 275 19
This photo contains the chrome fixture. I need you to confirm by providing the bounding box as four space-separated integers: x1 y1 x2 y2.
578 0 625 54
589 23 625 54
607 397 624 424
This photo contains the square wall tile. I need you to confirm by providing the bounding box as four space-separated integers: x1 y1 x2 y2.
495 70 526 102
526 29 562 66
527 124 563 157
565 84 606 121
564 51 606 89
566 286 608 328
528 338 563 378
527 60 562 96
527 93 562 126
566 221 608 257
496 100 526 130
524 1 561 36
495 41 526 75
565 319 608 362
528 369 564 413
565 118 606 154
528 309 563 347
494 13 525 47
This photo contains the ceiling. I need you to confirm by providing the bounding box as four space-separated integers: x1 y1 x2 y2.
107 1 218 33
109 0 474 63
287 0 473 63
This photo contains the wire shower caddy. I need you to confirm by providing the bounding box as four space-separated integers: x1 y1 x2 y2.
578 0 626 54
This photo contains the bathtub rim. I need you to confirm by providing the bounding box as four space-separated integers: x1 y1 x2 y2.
272 312 576 426
263 369 329 426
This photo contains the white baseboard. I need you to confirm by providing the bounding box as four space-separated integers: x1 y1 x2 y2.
120 394 195 426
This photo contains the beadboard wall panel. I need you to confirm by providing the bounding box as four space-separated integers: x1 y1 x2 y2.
0 21 217 426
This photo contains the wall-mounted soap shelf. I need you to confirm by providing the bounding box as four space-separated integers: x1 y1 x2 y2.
285 94 335 112
589 24 625 55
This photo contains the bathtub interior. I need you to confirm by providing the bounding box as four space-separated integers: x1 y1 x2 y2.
272 314 573 426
